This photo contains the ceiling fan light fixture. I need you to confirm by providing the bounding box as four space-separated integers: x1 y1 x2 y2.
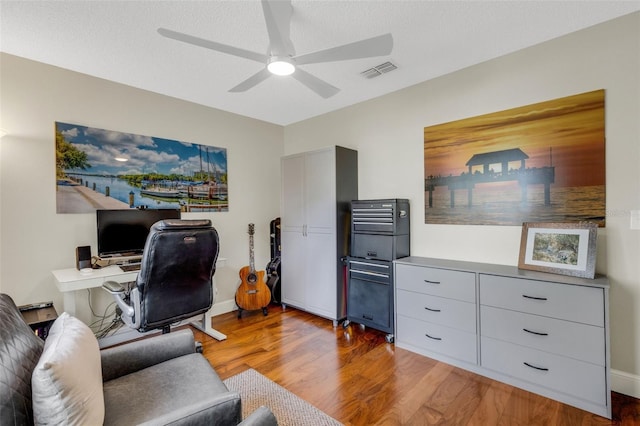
158 1 393 97
267 57 295 76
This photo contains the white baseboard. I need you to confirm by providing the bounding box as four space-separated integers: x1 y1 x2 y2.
612 369 640 399
210 299 237 316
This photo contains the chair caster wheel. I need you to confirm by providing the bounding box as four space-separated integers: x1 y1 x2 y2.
385 334 394 344
342 320 350 329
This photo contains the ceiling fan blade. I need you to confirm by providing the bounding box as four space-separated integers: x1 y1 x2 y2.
228 68 272 93
291 68 340 99
158 28 268 63
294 33 393 65
262 0 295 56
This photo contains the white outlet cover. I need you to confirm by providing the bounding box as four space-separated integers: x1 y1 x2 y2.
631 210 640 230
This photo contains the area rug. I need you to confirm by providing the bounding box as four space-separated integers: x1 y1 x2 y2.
223 368 343 426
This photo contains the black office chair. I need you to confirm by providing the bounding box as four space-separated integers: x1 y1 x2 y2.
103 219 219 334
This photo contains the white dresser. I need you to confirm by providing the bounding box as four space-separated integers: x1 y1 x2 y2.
394 256 611 418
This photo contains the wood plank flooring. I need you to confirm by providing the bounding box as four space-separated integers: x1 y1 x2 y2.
190 305 640 426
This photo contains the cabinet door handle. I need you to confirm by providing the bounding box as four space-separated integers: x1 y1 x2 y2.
522 294 548 301
523 362 549 372
424 279 441 285
425 333 442 341
523 328 549 336
424 306 441 312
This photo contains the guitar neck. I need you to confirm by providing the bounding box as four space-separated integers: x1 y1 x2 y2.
249 232 256 273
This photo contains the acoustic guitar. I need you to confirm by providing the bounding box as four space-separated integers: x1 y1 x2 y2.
235 223 271 317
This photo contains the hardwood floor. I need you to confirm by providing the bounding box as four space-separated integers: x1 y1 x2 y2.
191 305 640 426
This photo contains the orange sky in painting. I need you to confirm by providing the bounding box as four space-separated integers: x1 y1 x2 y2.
424 90 605 187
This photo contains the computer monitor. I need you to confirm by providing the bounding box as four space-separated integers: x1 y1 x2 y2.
96 208 181 258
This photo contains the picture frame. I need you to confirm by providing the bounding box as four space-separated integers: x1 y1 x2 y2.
518 222 598 279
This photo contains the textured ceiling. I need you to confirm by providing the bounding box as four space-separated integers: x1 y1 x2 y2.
2 1 639 125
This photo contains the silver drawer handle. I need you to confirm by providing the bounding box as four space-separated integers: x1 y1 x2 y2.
352 270 389 278
524 362 549 372
425 333 442 341
349 260 390 270
424 280 441 285
522 294 548 301
424 306 441 312
523 328 548 336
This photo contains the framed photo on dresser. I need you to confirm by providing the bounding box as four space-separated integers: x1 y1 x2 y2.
518 222 598 279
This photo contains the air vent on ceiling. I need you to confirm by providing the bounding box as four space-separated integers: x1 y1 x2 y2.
360 61 397 79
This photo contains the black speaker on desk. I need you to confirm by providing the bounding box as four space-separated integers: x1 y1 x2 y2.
76 246 92 270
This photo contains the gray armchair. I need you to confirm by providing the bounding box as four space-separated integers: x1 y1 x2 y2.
0 293 277 425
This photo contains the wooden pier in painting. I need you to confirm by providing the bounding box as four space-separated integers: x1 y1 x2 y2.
181 203 228 212
425 148 555 208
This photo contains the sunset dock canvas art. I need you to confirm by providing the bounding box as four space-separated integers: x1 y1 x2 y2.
423 90 605 226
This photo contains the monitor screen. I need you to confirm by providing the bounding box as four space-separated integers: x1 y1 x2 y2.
96 209 181 257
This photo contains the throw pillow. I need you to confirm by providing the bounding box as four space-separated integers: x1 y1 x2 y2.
31 312 105 425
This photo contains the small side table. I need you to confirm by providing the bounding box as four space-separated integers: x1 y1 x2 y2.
19 303 58 340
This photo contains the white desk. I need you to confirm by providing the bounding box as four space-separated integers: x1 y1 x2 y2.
52 258 227 341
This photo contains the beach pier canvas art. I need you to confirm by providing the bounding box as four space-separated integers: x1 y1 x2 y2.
423 90 605 226
55 122 228 214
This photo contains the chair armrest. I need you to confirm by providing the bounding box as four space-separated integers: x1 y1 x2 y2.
134 394 278 426
102 281 136 319
136 391 242 426
239 406 278 426
102 280 125 293
101 329 196 382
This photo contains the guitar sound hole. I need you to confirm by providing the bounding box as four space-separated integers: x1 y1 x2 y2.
248 273 258 284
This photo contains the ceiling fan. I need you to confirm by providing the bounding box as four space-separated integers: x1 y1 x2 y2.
157 0 393 98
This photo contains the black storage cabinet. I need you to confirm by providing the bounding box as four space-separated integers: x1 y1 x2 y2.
346 258 394 339
345 199 410 342
350 199 410 261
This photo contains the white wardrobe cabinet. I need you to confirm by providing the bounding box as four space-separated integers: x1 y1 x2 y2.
280 146 358 324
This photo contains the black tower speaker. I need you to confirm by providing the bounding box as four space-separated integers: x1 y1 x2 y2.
76 246 92 270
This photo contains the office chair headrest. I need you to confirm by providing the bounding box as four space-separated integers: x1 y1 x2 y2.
152 219 212 231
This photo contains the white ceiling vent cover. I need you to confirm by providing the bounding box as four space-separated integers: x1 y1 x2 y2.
361 61 398 79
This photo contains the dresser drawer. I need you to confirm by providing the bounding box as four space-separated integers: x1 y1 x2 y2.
481 306 605 365
481 337 606 406
397 289 476 333
397 315 477 364
479 274 604 326
396 264 475 303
